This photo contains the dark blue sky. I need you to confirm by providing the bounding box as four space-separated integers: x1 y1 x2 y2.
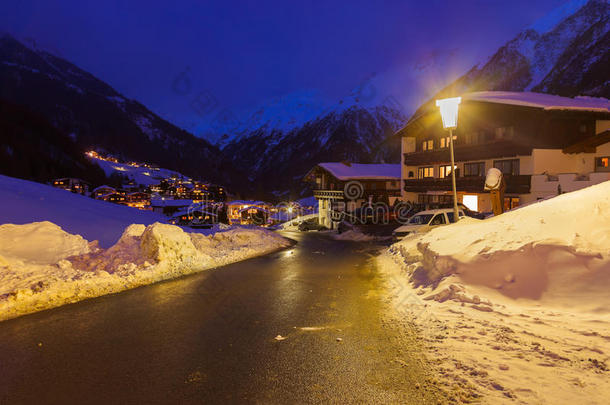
1 0 566 131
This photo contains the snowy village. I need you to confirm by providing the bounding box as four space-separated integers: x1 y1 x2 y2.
0 1 609 404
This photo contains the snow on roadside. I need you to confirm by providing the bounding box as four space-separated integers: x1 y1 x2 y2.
0 221 291 322
330 229 381 242
379 181 610 404
280 213 318 231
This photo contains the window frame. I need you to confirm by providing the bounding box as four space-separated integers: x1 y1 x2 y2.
463 162 486 177
595 156 610 172
493 159 520 176
439 164 456 179
429 214 446 226
418 166 434 178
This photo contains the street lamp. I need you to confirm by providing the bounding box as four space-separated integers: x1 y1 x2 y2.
436 97 461 222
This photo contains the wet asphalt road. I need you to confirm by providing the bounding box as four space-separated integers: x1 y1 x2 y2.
0 232 438 404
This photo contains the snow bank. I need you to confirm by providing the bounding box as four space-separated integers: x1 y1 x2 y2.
0 221 290 321
0 221 90 265
330 229 379 242
391 181 610 309
382 181 610 403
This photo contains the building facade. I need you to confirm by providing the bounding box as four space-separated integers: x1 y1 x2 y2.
398 92 610 212
304 162 401 228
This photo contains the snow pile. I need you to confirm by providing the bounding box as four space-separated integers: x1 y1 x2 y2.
331 229 378 242
392 180 610 309
0 221 290 321
381 181 610 403
0 221 90 265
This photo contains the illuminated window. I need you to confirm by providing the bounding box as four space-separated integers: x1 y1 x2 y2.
462 195 478 211
439 136 455 148
422 139 434 151
503 197 520 211
596 156 610 172
418 167 434 178
439 165 456 178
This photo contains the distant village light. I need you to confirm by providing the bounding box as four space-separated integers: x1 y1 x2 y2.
436 96 461 221
436 97 461 130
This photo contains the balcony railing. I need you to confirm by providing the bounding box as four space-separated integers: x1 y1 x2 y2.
404 175 531 194
403 141 533 166
313 190 345 199
313 189 402 200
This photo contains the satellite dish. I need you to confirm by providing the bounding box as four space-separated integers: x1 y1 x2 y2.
484 168 503 191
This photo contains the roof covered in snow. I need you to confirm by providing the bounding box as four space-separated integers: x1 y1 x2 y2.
316 163 401 180
92 185 116 192
397 91 610 138
464 92 610 112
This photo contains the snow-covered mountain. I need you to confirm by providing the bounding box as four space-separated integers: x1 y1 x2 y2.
199 90 333 149
0 32 406 198
434 0 609 101
0 33 233 185
221 92 407 199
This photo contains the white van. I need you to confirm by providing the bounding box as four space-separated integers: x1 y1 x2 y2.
392 208 465 239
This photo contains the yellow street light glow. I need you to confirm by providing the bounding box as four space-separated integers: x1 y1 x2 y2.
435 97 461 130
436 96 462 221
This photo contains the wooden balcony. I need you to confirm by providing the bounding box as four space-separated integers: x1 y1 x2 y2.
313 190 345 200
313 189 402 200
403 140 533 166
403 175 531 194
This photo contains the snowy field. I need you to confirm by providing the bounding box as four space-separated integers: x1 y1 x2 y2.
0 174 167 248
90 156 182 186
0 175 291 321
379 181 610 404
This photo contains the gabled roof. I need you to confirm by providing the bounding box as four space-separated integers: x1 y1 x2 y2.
315 163 400 180
464 92 610 112
92 185 116 192
238 206 270 214
397 91 610 138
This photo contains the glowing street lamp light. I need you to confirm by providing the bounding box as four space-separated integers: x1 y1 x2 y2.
436 97 461 222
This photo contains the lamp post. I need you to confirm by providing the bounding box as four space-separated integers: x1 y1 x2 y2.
436 97 461 222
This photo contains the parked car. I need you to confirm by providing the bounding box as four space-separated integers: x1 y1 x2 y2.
406 202 484 220
392 208 465 239
457 203 486 220
298 218 327 232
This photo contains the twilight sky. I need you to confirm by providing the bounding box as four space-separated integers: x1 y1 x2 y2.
1 0 567 132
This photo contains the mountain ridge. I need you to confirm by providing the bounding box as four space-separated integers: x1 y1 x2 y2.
0 33 235 187
427 0 609 104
